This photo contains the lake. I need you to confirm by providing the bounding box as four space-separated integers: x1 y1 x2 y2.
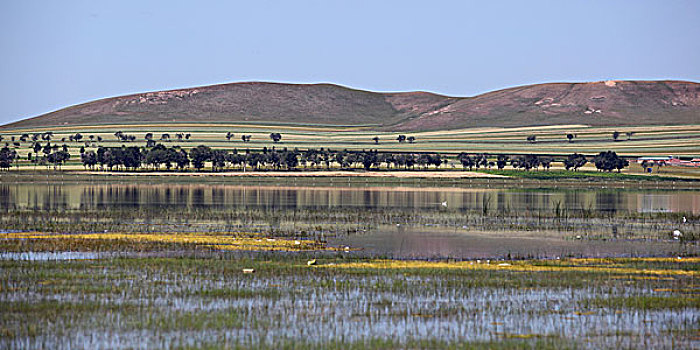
2 182 699 214
1 181 698 258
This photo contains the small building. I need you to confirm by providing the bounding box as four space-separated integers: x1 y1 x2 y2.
637 156 700 168
637 156 672 165
677 158 700 167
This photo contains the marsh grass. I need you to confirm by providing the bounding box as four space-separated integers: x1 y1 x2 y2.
1 256 697 349
0 237 206 253
1 232 331 254
2 205 697 242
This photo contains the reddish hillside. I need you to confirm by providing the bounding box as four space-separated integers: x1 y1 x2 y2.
390 80 700 130
3 80 699 131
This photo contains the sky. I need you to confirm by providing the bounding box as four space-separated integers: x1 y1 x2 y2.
1 0 699 125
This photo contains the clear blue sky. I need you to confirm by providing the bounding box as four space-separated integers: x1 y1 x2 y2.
1 0 698 125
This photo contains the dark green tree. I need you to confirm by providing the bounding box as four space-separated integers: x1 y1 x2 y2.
564 153 587 171
211 150 229 171
0 146 18 170
594 151 629 172
145 144 169 169
81 151 98 169
284 149 300 169
496 155 509 169
457 153 475 170
173 149 189 170
361 150 378 170
189 145 212 170
269 133 282 143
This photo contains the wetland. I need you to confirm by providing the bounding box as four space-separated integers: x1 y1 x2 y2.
1 173 698 349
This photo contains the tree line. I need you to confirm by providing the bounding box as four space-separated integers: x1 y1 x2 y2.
78 145 441 171
35 144 631 173
0 129 631 172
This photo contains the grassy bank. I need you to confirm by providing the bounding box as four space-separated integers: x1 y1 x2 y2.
475 169 677 181
2 171 699 191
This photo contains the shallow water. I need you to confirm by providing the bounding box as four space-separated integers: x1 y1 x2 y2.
1 182 699 214
332 225 696 259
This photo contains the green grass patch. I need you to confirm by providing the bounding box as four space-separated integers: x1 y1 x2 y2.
476 169 680 181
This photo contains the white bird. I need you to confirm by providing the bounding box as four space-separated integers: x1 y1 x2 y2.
673 230 683 240
441 201 448 207
682 216 687 223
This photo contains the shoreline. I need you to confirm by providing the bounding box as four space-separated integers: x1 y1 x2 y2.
74 170 507 178
2 170 699 189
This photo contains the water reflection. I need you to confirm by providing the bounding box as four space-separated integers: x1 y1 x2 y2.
0 184 699 214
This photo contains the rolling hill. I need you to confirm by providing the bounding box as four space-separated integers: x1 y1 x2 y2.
3 80 699 131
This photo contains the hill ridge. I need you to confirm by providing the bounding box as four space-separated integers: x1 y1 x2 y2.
3 80 699 131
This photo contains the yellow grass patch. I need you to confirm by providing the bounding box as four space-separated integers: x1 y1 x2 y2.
2 231 330 252
319 259 698 277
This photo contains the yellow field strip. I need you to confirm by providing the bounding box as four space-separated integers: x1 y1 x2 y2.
2 231 333 252
6 124 700 138
321 258 699 276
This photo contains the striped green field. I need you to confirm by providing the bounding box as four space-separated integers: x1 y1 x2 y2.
2 123 700 172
